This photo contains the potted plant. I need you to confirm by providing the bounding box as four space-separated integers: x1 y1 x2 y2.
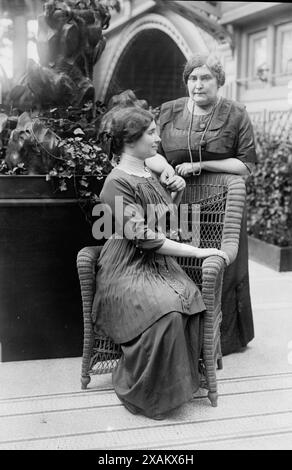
246 117 292 271
0 104 112 202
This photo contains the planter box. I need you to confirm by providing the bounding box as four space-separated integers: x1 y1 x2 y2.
248 236 292 272
0 175 104 362
0 175 104 199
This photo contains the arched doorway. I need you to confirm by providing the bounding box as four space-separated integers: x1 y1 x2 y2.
105 29 187 107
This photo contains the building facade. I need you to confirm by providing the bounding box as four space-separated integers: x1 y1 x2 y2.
219 1 292 112
1 1 292 112
94 1 292 113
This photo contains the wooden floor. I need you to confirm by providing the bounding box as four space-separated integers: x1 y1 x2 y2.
1 260 292 450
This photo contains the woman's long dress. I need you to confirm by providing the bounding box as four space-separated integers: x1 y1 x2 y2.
159 96 257 355
91 168 206 418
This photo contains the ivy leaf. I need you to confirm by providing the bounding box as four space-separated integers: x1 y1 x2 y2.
59 180 68 191
80 179 89 187
0 113 8 133
73 128 85 136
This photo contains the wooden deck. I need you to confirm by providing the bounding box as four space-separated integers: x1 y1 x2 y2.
1 260 292 450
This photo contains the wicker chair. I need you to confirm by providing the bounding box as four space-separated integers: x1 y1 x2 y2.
77 172 246 407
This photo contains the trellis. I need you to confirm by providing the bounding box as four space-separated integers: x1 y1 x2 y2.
249 109 292 139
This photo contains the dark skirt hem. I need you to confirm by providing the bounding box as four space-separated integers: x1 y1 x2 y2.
112 311 203 419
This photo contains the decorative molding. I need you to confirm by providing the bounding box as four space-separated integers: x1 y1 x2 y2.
197 27 221 53
220 2 283 25
156 0 233 45
100 13 192 101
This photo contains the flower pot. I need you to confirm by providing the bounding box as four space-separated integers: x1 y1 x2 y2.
248 236 292 272
0 174 105 362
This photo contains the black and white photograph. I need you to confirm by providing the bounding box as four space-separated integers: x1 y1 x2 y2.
0 0 292 452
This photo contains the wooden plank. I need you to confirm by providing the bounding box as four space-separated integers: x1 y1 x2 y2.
1 407 292 450
1 388 292 449
1 373 292 418
155 430 292 450
0 373 292 418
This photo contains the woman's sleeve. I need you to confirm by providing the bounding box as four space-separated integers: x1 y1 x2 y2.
236 108 257 168
157 101 173 159
157 141 166 158
101 176 166 251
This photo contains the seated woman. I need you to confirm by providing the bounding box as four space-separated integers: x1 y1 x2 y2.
99 88 177 188
91 106 229 420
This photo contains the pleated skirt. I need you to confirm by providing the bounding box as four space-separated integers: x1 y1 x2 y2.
112 310 203 420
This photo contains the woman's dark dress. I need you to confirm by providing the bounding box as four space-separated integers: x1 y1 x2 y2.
91 168 206 418
159 96 257 355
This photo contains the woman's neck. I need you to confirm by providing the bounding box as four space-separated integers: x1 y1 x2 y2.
187 96 220 116
118 152 150 177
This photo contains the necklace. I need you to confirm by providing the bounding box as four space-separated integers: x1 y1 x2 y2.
117 152 151 177
187 96 221 176
187 96 220 116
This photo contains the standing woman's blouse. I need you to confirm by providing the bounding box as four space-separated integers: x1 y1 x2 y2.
159 97 257 171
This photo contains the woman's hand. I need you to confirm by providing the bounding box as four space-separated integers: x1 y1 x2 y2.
163 175 186 192
176 162 200 177
195 248 230 265
156 239 231 262
159 165 175 186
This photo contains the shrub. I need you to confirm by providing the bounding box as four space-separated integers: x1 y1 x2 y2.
246 123 292 247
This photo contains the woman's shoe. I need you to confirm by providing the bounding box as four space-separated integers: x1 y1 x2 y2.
123 401 139 415
152 413 167 420
123 401 167 420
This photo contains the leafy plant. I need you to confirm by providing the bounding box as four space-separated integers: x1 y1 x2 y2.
0 102 113 203
246 123 292 247
48 131 113 202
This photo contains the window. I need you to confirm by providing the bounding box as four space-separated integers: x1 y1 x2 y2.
0 18 13 79
247 30 268 86
238 12 292 103
276 22 292 77
221 55 235 99
27 19 39 64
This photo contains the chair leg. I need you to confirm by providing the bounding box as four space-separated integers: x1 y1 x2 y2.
217 358 223 370
208 391 218 407
81 375 91 390
202 336 219 407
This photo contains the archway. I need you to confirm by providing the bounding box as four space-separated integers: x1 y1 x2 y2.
105 29 188 107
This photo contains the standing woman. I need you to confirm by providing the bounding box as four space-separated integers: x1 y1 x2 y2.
159 53 257 356
92 106 229 419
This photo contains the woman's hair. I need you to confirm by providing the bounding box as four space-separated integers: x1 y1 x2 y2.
182 53 225 87
99 106 154 156
99 90 150 157
107 89 148 110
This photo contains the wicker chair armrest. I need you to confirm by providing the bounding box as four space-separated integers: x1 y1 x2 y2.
201 254 225 394
77 246 103 378
202 255 225 308
77 245 102 324
219 243 239 267
220 176 246 264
